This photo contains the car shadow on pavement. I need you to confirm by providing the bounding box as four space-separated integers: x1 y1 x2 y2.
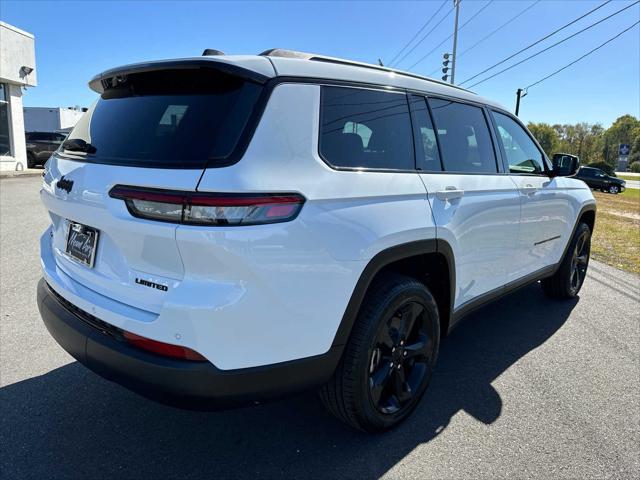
0 284 578 480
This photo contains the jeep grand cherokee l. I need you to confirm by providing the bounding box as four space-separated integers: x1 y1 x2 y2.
37 49 596 432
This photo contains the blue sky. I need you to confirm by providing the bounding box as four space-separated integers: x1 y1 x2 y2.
2 0 639 126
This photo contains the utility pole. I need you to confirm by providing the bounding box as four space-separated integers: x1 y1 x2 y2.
515 88 527 116
450 0 460 85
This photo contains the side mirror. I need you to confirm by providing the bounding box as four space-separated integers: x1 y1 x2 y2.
551 154 580 177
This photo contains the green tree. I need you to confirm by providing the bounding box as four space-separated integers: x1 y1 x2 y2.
629 129 640 163
603 114 640 165
527 122 558 157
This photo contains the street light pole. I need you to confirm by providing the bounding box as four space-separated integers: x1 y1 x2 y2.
450 0 460 85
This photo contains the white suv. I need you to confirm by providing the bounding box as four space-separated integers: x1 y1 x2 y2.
37 49 596 432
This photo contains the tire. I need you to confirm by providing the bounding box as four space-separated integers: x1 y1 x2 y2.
27 153 37 169
541 222 591 298
319 274 440 432
608 185 620 194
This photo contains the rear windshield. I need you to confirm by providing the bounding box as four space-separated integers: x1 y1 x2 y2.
62 68 263 168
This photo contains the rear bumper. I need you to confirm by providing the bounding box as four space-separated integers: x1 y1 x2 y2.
37 278 341 409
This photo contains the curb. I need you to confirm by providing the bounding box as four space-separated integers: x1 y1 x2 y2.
0 170 43 179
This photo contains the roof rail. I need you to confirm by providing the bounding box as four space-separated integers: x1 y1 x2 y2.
259 48 471 93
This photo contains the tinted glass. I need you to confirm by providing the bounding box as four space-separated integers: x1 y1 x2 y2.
409 95 441 171
493 111 545 174
63 69 263 168
320 86 414 170
429 99 497 173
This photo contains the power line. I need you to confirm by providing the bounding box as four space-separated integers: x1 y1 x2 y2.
465 0 639 89
458 0 541 59
387 0 448 67
407 0 495 71
524 21 640 91
428 0 542 78
392 1 456 67
459 0 613 86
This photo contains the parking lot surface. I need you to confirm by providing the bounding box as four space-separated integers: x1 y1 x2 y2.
1 175 639 480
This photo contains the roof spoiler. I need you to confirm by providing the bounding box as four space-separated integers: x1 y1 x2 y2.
88 58 270 94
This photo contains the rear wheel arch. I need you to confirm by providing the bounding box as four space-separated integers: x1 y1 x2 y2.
331 239 455 350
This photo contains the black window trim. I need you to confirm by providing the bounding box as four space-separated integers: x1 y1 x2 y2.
52 73 523 175
407 94 444 172
489 108 552 177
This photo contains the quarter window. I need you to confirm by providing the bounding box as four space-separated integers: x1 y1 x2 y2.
320 86 414 170
492 111 545 174
429 98 497 173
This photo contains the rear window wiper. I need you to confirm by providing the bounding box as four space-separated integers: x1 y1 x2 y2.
62 138 97 154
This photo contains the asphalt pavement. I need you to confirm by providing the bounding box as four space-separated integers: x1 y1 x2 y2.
1 175 639 480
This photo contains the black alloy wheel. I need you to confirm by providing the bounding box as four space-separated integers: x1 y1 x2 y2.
368 301 433 414
320 274 440 432
569 228 590 295
541 222 591 299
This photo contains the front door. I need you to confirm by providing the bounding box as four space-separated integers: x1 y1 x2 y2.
490 110 573 279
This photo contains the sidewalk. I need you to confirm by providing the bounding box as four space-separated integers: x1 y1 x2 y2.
0 168 43 179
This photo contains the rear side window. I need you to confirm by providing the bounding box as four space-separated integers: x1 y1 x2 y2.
320 86 414 170
429 98 497 173
492 111 545 174
63 68 263 169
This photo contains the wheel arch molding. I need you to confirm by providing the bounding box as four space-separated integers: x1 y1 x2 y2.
331 239 456 349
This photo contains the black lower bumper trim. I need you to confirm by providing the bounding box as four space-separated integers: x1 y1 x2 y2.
37 279 342 409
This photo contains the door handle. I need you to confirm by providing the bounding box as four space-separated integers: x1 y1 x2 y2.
435 186 465 200
521 184 538 195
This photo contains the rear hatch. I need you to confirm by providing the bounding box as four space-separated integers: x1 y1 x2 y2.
41 59 270 313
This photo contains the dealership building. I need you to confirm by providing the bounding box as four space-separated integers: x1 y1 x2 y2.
0 21 37 171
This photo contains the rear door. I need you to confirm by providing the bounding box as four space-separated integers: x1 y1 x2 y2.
412 96 520 309
41 65 265 313
490 110 573 279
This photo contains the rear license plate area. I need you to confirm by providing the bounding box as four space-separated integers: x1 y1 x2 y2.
65 221 99 268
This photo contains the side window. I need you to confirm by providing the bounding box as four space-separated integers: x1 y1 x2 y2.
320 86 414 170
409 95 441 171
31 132 47 141
429 98 497 173
492 111 545 175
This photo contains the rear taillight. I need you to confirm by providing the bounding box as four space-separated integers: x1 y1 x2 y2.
123 331 207 361
109 185 305 226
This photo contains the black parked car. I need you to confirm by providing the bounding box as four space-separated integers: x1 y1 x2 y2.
25 131 67 167
574 166 626 194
